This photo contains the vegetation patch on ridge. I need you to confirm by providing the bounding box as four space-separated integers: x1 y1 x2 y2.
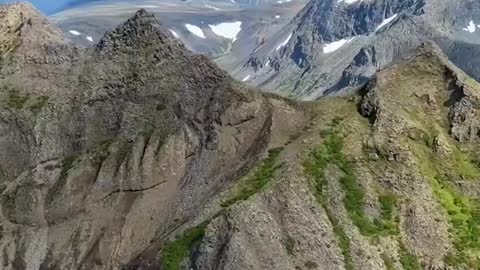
4 88 29 109
60 139 115 180
304 117 410 270
221 147 284 208
160 147 286 269
161 147 285 270
0 84 49 113
283 235 296 255
380 253 396 270
451 147 480 180
161 223 207 270
412 141 480 269
380 253 395 270
303 130 355 270
305 129 398 237
399 242 422 270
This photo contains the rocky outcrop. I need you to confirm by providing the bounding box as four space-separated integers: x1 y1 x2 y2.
449 98 480 142
447 76 480 142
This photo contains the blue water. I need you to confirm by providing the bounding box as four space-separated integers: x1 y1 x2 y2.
0 0 104 14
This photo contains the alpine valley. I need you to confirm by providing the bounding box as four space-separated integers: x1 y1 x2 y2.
0 1 480 270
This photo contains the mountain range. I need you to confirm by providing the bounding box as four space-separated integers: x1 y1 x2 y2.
239 0 480 99
1 1 480 270
50 0 480 101
50 0 307 58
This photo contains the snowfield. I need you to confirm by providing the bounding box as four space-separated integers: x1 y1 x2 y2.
68 30 81 35
169 29 179 38
340 0 361 4
209 21 242 42
185 24 206 39
275 33 292 51
463 20 477 33
376 14 398 31
204 4 220 10
323 37 354 54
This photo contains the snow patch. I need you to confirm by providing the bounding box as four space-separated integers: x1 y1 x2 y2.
205 4 220 10
463 20 477 33
86 36 94 42
323 37 354 54
275 33 292 51
136 5 159 8
169 29 179 38
69 30 81 36
209 21 242 42
376 14 398 31
185 24 205 39
339 0 361 4
275 15 281 19
242 75 251 81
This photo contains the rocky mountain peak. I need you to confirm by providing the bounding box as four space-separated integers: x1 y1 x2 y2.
96 9 184 56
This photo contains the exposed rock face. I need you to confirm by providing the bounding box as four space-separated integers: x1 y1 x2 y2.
449 98 480 142
447 79 480 142
190 166 347 270
0 4 274 270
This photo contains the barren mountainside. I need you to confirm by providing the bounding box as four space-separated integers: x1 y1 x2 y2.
0 2 480 270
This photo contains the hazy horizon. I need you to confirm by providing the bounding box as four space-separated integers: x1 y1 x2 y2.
0 0 103 14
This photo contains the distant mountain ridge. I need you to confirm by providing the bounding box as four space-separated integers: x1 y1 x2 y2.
50 0 307 59
50 0 105 13
236 0 480 99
